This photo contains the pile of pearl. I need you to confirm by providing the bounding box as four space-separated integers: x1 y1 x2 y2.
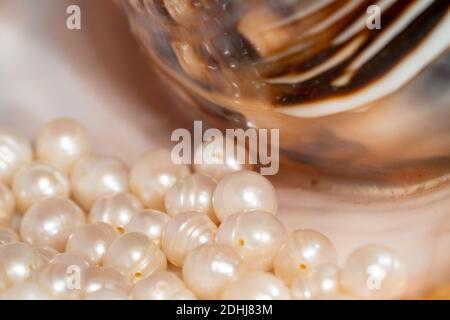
0 118 411 300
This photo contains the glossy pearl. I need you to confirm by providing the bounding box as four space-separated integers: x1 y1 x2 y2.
130 149 190 210
161 211 217 267
165 173 218 223
274 229 338 285
290 264 341 300
71 155 129 211
89 192 142 233
0 242 41 286
0 182 15 226
66 223 118 266
104 232 167 282
221 272 291 300
130 272 196 300
35 118 91 173
51 253 90 270
1 280 53 300
213 171 277 222
182 244 246 299
20 197 86 251
125 209 170 246
193 138 253 181
81 266 132 297
36 262 83 299
340 245 406 299
216 211 287 271
84 287 128 300
12 162 70 213
0 127 32 186
0 226 19 245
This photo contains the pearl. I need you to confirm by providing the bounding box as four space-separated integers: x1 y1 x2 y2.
340 245 406 299
221 272 291 300
0 127 32 186
1 280 53 299
0 182 15 226
0 226 19 245
193 138 253 181
104 232 167 282
12 162 70 213
130 272 196 300
81 266 132 297
36 262 83 299
20 197 86 251
165 173 218 223
273 229 338 285
216 211 287 271
130 149 190 210
51 253 90 270
290 264 341 300
71 155 129 211
84 287 129 300
125 209 170 246
35 118 91 173
0 242 41 286
66 222 118 266
89 192 142 233
212 171 277 222
161 211 217 267
182 244 246 299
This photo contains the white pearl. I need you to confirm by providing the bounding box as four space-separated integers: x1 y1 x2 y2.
66 222 118 266
71 155 129 211
12 162 70 213
165 173 218 223
35 118 91 173
20 197 86 251
36 262 83 299
104 232 167 282
193 138 253 181
0 226 19 245
273 229 338 285
182 244 246 299
0 182 15 226
0 127 32 186
1 280 53 299
130 149 190 210
290 264 341 300
222 272 291 300
216 211 287 271
130 272 196 300
213 171 277 222
125 209 170 246
0 242 41 286
51 253 90 270
89 192 142 233
82 266 132 297
84 287 129 300
161 211 217 267
340 245 406 299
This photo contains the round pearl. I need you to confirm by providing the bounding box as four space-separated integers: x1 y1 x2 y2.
1 280 53 299
273 229 338 285
36 262 83 299
125 209 170 246
89 192 142 233
104 232 167 282
35 118 91 173
216 211 287 271
0 242 41 286
84 288 128 300
212 171 277 222
20 197 86 251
0 127 32 186
0 226 19 245
193 138 253 181
71 155 129 211
130 272 196 300
51 253 90 270
182 244 246 299
222 272 291 300
81 266 132 297
130 149 190 210
12 162 70 213
165 173 218 223
161 211 217 267
340 245 406 299
66 222 118 266
0 183 15 226
290 264 341 300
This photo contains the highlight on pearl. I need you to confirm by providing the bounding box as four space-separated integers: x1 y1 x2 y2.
125 209 170 246
130 272 196 300
0 182 15 226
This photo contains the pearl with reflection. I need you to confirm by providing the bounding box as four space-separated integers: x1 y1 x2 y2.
0 226 19 245
0 242 41 286
36 262 82 300
213 171 277 222
51 253 90 270
291 264 341 300
130 272 196 300
125 209 170 246
274 229 338 285
81 266 132 297
71 155 129 211
216 211 286 271
0 182 15 226
12 162 70 213
35 118 91 173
